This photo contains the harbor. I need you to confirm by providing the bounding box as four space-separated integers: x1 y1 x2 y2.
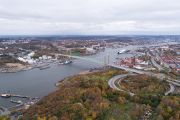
0 45 150 116
0 93 40 116
0 93 32 99
0 59 102 108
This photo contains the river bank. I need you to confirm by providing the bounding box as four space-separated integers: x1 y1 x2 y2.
0 46 142 108
0 63 32 73
21 68 179 120
55 67 108 87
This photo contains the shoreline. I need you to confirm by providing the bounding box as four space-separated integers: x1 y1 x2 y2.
0 62 54 73
0 64 31 73
0 56 94 73
55 67 108 87
0 67 107 116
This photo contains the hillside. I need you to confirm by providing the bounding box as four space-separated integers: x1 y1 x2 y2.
22 69 179 120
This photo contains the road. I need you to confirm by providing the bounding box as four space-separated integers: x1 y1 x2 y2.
110 64 180 87
155 50 170 68
151 57 163 71
165 84 175 96
108 74 135 96
54 53 104 65
56 53 180 87
147 52 164 71
108 73 176 96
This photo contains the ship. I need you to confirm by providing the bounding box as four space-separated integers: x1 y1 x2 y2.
64 60 72 64
10 99 23 104
117 49 129 54
39 65 50 70
59 60 73 65
0 94 11 98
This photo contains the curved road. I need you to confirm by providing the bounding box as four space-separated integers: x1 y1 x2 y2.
165 84 175 96
151 57 163 71
147 52 163 71
56 53 180 87
108 74 175 96
110 64 180 87
108 74 135 96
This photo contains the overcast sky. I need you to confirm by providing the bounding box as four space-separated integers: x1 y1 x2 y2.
0 0 180 35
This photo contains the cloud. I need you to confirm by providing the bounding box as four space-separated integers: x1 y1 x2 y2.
0 0 180 35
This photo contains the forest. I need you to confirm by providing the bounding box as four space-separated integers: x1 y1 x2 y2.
18 68 180 120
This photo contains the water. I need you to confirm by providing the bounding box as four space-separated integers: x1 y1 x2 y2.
0 46 140 108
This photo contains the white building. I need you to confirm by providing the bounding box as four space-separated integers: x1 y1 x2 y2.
18 57 26 63
86 47 96 54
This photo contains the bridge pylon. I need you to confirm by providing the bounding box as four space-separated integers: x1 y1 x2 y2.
104 56 107 66
104 55 110 67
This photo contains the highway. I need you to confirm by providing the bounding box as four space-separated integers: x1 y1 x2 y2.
54 53 104 65
147 52 164 71
165 84 175 96
108 74 135 96
154 49 169 68
151 57 163 71
108 73 176 96
56 53 180 87
110 64 180 87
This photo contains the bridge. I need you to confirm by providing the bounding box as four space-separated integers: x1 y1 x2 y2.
56 54 163 74
56 53 180 87
55 53 106 65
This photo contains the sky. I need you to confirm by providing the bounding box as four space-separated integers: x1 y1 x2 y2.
0 0 180 35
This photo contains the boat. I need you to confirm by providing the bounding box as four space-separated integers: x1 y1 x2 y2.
117 49 130 54
1 94 11 98
39 65 50 70
64 60 72 65
10 99 23 104
117 49 129 54
58 62 64 65
59 60 73 65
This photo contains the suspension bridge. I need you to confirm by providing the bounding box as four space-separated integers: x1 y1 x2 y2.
55 53 110 66
55 53 180 87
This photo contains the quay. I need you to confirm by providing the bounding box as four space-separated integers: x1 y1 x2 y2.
1 93 40 115
11 94 31 99
1 93 33 99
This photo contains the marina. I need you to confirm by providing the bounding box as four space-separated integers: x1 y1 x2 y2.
0 59 102 109
0 93 40 115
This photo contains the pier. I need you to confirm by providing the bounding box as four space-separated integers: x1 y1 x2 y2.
1 93 33 99
0 93 40 115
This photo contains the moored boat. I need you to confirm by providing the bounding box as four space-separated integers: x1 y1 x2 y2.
59 60 73 65
10 99 23 104
1 94 11 98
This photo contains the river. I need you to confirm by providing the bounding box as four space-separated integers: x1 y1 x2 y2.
0 45 140 108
